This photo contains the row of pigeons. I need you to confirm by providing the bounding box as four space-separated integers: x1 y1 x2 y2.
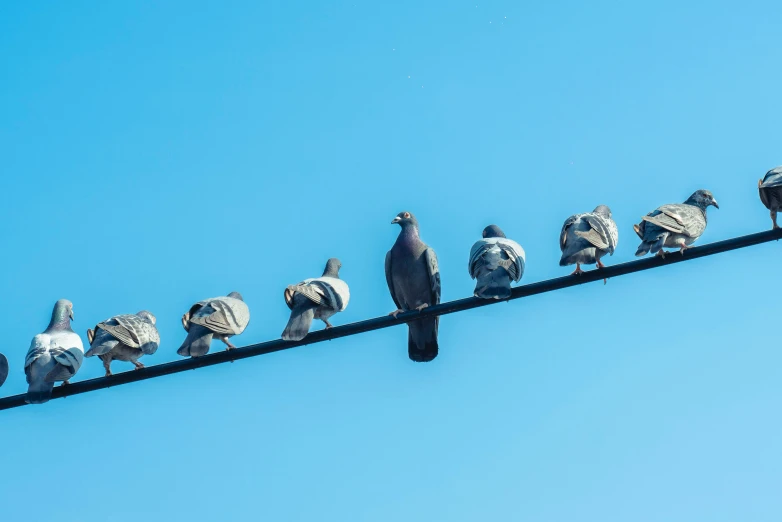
2 167 782 404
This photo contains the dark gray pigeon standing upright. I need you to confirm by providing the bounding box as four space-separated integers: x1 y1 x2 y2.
758 166 782 229
178 292 250 357
559 205 619 281
0 353 8 388
282 258 351 341
385 211 441 362
634 189 718 257
85 311 160 376
468 225 526 299
24 299 84 404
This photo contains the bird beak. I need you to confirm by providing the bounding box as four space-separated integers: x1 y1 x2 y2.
69 309 75 320
391 216 401 224
712 200 719 209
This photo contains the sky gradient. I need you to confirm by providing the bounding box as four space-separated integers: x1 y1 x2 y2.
1 1 781 521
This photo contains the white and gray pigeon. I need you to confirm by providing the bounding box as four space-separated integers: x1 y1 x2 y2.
178 292 250 357
282 258 350 341
85 311 160 376
24 299 84 404
560 205 619 281
758 166 782 229
468 225 525 299
634 189 719 257
386 211 441 362
0 353 8 388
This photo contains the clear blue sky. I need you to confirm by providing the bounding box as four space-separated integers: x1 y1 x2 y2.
1 1 781 521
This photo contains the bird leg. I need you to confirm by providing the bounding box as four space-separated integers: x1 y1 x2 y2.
596 259 608 285
679 244 690 255
655 250 666 258
772 210 779 229
133 361 145 370
60 380 71 386
389 309 404 318
570 264 584 276
322 319 334 329
415 303 429 311
220 337 237 350
102 358 112 377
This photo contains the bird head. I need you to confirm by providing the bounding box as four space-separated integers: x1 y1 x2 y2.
593 205 612 217
687 190 719 210
391 211 419 229
137 310 157 325
482 225 506 238
323 258 342 277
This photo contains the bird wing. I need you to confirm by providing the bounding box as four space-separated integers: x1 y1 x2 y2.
385 250 402 310
313 277 350 311
577 213 619 254
642 206 686 234
25 334 50 375
425 247 441 305
468 240 492 279
189 297 249 335
559 214 581 250
760 167 782 188
45 332 84 382
0 353 8 388
496 238 526 282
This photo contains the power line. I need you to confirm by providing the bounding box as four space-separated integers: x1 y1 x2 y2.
1 227 780 412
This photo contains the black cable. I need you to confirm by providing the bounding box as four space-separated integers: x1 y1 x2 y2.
1 227 779 412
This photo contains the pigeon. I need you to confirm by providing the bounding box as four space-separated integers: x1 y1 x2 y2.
758 166 782 229
178 292 250 357
0 353 8 388
560 205 619 282
85 311 160 376
386 211 441 362
282 258 351 341
468 225 526 299
24 299 84 404
634 189 718 257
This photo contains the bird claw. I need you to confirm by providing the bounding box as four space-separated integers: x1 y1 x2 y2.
60 380 70 387
570 267 584 276
415 304 429 312
389 309 404 319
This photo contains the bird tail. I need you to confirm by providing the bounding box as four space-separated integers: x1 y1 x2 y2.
474 269 512 299
177 324 213 358
649 233 668 254
408 318 438 362
85 338 119 357
281 305 315 341
26 380 54 404
635 242 651 257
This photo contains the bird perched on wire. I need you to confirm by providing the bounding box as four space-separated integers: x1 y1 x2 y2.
24 299 84 404
282 258 350 341
178 292 250 357
468 224 525 299
386 211 441 362
0 353 8 388
85 311 160 376
559 205 618 283
634 189 718 257
758 166 782 229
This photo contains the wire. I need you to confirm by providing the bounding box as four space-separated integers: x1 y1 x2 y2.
1 227 780 412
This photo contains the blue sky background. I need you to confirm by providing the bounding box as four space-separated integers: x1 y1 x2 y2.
1 1 781 521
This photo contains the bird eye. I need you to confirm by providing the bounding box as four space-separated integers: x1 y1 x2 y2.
403 212 411 218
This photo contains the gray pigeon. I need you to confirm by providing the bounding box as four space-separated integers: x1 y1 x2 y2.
178 292 250 357
24 299 84 404
560 205 619 281
282 258 351 341
758 166 782 229
468 225 526 299
634 189 718 257
85 311 160 376
386 211 441 362
0 353 8 388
